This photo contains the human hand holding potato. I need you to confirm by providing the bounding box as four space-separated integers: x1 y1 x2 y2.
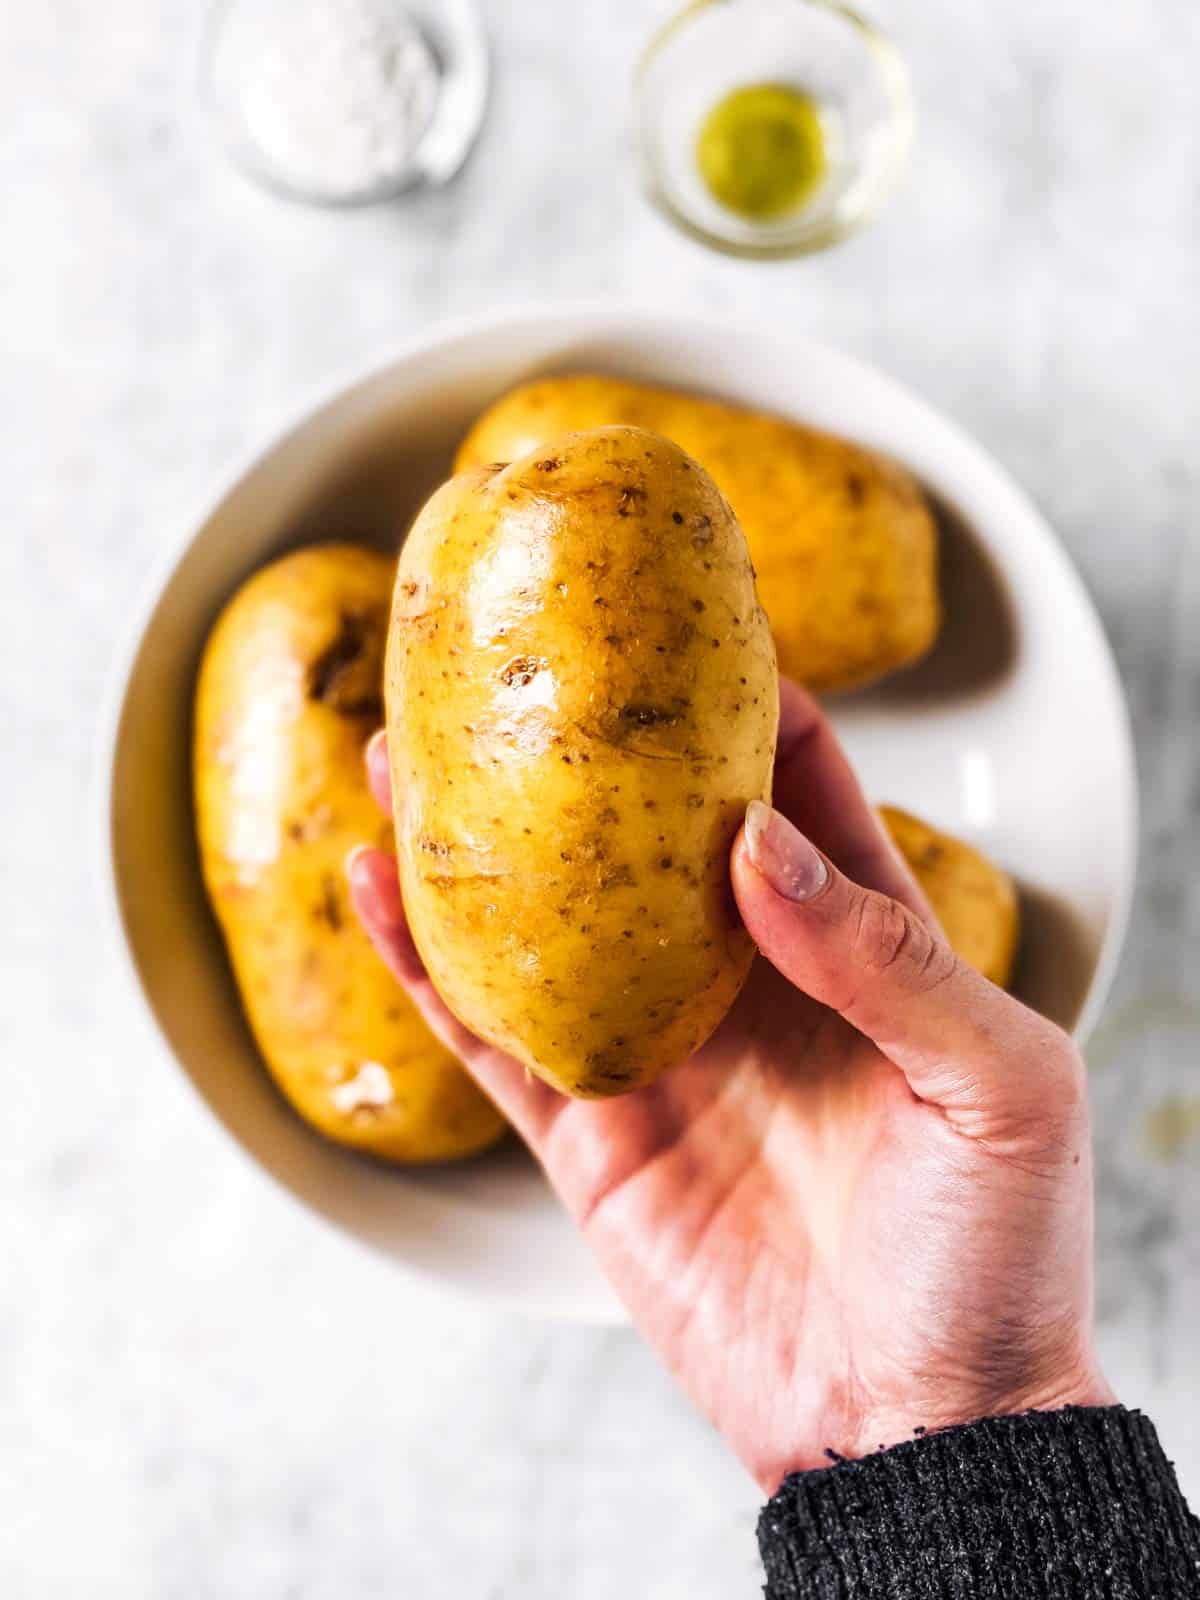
349 680 1110 1491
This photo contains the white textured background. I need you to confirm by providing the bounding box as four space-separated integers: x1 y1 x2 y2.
3 1 1199 1595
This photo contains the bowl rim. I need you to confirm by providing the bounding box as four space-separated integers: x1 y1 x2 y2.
95 300 1139 1321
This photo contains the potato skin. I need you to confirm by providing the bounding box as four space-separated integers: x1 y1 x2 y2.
881 806 1020 987
387 428 778 1097
194 544 505 1162
457 375 939 693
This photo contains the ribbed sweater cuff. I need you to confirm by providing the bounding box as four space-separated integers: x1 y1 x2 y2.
758 1406 1200 1598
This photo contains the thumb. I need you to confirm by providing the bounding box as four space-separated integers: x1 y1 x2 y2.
731 801 1082 1139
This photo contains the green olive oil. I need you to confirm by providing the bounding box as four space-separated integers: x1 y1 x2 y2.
696 82 826 220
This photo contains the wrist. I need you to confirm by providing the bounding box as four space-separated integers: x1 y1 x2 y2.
848 1364 1116 1461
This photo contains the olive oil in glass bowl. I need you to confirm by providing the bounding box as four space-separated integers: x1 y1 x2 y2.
635 0 912 257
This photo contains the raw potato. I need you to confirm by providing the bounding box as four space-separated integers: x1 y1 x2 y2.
457 374 939 692
387 427 778 1098
194 544 505 1162
881 805 1020 987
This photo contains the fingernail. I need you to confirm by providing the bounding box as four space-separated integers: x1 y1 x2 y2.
744 801 829 902
344 844 371 882
344 845 405 932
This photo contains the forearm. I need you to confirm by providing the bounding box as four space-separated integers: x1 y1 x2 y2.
759 1407 1200 1599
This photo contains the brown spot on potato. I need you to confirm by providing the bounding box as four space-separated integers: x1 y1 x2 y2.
499 655 542 688
621 702 688 729
316 873 343 931
285 804 334 844
602 864 636 889
306 610 384 720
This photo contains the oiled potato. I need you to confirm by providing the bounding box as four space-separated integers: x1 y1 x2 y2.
194 544 505 1162
457 374 939 692
881 805 1020 987
387 427 778 1098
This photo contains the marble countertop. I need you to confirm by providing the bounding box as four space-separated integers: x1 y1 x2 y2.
3 0 1198 1593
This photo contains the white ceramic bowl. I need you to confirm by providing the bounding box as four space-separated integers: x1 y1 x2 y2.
103 305 1137 1324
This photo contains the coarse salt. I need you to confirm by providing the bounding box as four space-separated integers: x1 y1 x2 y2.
211 0 439 197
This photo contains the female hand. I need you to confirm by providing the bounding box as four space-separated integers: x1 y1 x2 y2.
348 679 1112 1493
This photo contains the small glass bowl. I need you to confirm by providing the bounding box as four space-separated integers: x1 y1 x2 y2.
634 0 913 257
201 0 489 207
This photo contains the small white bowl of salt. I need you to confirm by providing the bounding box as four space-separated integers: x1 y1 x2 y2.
202 0 488 205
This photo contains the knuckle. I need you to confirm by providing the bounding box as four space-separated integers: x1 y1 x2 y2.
999 1019 1088 1135
850 891 952 992
1041 1028 1088 1115
849 892 905 972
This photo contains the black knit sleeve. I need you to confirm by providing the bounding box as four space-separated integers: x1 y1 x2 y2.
758 1406 1200 1598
